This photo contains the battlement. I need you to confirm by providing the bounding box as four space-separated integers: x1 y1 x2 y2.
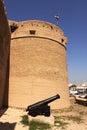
9 20 68 47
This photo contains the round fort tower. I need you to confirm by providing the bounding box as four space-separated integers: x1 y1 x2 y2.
9 20 70 109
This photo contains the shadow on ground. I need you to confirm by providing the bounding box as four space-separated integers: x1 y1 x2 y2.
0 108 16 130
0 108 7 117
0 122 16 130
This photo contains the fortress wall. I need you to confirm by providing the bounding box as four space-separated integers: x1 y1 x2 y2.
9 20 70 109
0 0 10 108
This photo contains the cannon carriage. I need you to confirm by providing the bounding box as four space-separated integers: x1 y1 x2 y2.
26 94 60 117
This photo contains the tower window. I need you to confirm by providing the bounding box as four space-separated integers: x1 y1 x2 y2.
29 30 36 35
10 23 18 33
61 39 64 43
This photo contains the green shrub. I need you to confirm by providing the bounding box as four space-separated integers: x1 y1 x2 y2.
29 120 51 130
21 115 51 130
21 115 29 126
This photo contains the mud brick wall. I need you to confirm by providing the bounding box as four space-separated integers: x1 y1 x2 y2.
0 0 10 108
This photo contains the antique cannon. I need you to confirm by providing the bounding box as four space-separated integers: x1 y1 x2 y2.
26 94 60 117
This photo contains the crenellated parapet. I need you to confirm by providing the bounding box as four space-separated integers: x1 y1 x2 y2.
9 20 68 47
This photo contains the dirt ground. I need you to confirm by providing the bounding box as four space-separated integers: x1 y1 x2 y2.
0 102 87 130
52 103 87 130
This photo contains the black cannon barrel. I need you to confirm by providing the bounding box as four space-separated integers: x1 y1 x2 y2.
26 94 60 111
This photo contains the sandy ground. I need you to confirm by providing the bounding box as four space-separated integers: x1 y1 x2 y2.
52 103 87 130
0 103 87 130
0 108 28 130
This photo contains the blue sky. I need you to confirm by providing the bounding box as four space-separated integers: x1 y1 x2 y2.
4 0 87 84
